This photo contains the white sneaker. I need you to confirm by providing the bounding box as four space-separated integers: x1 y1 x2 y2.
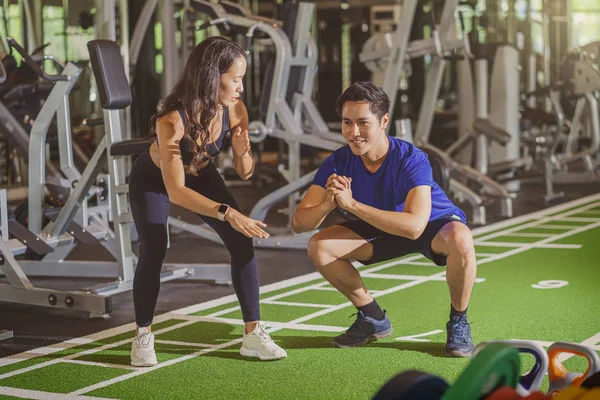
130 327 158 367
240 322 287 361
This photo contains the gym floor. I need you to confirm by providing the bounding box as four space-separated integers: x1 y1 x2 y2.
0 180 599 398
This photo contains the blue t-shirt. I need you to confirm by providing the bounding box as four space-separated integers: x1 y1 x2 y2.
312 136 466 223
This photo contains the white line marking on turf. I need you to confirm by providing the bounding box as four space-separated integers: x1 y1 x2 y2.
534 224 577 230
0 317 200 381
475 221 600 267
71 272 449 395
471 193 600 236
0 312 182 368
61 359 138 370
70 338 248 396
154 340 212 348
394 261 436 266
395 330 444 342
557 217 599 222
474 242 582 249
508 232 554 238
205 256 425 318
312 287 340 291
363 273 486 283
205 280 331 318
0 387 117 400
262 300 334 309
476 200 600 244
168 314 347 333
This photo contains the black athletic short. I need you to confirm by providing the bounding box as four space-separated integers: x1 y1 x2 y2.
340 216 465 266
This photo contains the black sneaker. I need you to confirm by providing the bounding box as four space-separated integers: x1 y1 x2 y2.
332 311 393 348
445 314 473 357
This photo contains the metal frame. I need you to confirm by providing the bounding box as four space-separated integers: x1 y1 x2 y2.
0 41 231 317
547 62 600 189
166 1 344 250
27 62 82 234
359 0 514 225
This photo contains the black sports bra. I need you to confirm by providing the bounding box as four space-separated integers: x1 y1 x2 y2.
157 108 230 165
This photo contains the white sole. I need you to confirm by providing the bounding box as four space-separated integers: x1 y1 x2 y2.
240 346 287 361
130 356 158 367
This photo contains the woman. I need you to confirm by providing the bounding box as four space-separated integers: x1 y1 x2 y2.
128 37 287 366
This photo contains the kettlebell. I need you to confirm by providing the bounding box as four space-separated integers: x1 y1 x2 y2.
547 342 600 396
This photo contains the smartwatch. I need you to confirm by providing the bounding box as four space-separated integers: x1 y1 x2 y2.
217 204 230 221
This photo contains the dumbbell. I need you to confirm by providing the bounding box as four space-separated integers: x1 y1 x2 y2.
548 342 600 397
472 340 548 393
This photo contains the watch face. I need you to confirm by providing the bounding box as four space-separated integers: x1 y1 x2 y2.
219 204 229 213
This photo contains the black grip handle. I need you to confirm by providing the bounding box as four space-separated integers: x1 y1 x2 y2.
82 118 104 127
7 36 69 82
195 20 231 35
196 21 212 31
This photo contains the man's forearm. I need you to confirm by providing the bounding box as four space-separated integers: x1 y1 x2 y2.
348 201 427 239
292 202 336 233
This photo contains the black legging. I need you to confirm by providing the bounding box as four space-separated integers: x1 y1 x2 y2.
129 151 260 327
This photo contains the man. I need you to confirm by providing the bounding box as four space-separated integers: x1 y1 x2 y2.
291 81 476 357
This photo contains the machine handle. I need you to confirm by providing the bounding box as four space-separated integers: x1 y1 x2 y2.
6 36 70 82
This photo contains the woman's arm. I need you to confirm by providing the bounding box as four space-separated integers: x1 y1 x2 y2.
156 111 269 238
229 101 254 180
156 112 222 218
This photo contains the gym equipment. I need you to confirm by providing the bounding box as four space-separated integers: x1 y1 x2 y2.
442 343 521 400
422 146 451 194
0 329 12 341
6 37 91 233
372 370 449 400
457 42 532 194
472 340 549 392
166 0 345 250
548 342 600 397
0 39 229 318
0 36 90 187
359 0 513 225
582 371 600 389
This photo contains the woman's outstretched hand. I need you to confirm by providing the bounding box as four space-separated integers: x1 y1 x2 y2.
225 208 269 239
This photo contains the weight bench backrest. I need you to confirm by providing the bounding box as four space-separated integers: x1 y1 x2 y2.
87 40 131 110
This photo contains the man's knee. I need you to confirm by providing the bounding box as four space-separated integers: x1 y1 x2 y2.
307 231 334 267
446 224 475 263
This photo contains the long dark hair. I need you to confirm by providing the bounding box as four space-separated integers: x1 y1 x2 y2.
149 36 245 174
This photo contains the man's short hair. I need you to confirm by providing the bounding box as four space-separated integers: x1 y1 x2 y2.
336 81 391 121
